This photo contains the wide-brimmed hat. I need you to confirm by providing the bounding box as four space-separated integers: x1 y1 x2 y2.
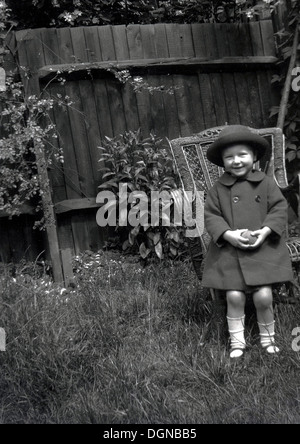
206 125 269 167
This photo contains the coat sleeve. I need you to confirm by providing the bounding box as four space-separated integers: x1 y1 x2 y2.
204 185 231 246
262 177 288 237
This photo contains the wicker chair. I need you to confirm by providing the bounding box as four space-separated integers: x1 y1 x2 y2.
168 125 300 304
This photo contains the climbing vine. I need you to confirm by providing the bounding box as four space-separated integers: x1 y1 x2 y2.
271 1 300 179
268 0 300 224
0 77 71 225
0 1 72 225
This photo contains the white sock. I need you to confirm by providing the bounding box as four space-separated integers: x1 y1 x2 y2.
227 316 246 358
258 321 279 353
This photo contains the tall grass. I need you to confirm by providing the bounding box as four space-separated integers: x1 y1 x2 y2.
0 251 300 424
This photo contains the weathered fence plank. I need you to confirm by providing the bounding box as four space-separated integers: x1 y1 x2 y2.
153 24 181 139
192 24 217 129
98 25 115 62
140 24 166 137
213 23 238 125
127 24 153 136
203 25 228 127
113 26 140 132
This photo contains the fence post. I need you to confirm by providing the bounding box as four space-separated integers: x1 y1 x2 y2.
34 146 65 284
6 30 65 284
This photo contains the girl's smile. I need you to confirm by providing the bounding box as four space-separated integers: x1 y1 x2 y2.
222 144 256 178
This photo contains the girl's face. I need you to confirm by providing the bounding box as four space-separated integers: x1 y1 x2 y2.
222 144 256 178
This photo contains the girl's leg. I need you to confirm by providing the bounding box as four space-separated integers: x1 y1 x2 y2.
226 291 246 358
253 286 279 354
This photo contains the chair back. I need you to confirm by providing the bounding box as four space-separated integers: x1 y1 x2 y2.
168 126 288 195
168 125 288 266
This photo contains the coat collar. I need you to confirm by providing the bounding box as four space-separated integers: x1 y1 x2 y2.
218 170 265 187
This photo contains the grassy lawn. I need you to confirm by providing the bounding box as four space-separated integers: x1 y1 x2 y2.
0 250 300 424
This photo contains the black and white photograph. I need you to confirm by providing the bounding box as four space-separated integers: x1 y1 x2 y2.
0 0 300 426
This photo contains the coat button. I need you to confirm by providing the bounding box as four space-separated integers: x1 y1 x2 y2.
255 195 261 202
233 196 239 203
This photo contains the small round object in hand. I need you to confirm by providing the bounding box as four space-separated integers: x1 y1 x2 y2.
242 230 257 245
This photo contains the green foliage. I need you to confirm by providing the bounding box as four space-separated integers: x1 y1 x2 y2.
107 68 181 95
5 0 271 30
268 1 300 218
270 1 300 174
98 129 188 260
0 77 68 225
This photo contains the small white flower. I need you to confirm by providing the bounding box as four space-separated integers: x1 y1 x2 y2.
63 13 73 23
133 76 143 83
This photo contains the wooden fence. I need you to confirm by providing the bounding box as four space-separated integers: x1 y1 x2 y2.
1 20 281 282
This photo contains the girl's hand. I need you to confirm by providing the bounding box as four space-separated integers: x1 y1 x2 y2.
247 226 272 249
223 229 252 249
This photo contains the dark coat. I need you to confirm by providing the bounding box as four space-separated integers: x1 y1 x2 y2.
201 170 294 290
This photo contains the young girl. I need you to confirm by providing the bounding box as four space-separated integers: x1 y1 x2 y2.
201 125 294 358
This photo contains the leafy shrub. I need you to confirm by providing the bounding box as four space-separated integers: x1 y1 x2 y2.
5 0 273 30
98 129 188 260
